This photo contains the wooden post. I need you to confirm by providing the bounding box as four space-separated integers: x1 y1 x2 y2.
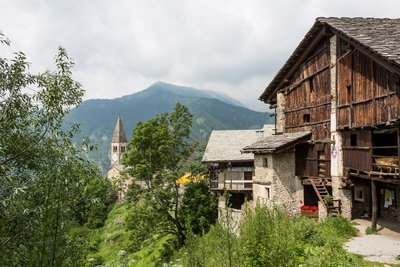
371 179 378 230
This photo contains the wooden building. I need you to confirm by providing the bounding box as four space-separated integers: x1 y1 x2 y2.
250 17 400 223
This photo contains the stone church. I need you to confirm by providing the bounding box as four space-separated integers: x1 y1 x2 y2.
107 115 129 196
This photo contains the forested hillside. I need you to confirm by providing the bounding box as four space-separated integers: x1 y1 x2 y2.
64 82 273 171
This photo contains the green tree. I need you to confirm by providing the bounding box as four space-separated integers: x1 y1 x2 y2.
123 104 197 247
180 181 217 235
0 32 112 266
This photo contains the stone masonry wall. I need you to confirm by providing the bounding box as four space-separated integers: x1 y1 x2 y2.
252 152 303 215
253 154 274 206
272 152 303 215
276 92 286 134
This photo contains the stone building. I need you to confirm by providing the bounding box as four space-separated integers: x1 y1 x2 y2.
242 132 311 215
202 125 274 213
107 115 129 197
247 17 400 224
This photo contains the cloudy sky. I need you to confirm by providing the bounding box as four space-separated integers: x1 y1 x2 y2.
1 0 399 111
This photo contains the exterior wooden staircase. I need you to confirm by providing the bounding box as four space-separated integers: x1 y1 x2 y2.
310 178 341 217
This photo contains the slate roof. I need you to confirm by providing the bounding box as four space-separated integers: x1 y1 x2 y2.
202 125 275 163
112 115 128 143
320 17 400 65
242 131 311 154
260 17 400 103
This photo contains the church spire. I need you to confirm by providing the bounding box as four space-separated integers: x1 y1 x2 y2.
112 114 127 143
110 115 127 166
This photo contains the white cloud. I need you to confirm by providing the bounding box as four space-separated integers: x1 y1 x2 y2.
1 0 399 111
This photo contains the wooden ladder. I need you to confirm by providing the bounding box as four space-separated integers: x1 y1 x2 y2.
310 178 341 217
310 178 329 204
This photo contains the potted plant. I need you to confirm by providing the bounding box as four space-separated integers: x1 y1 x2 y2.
324 195 333 205
300 205 318 217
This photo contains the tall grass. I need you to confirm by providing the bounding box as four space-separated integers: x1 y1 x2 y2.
174 205 363 267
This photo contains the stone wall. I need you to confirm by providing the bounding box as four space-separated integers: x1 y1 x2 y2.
218 195 243 234
275 92 286 134
272 152 303 215
252 152 303 215
253 154 274 205
107 165 131 199
318 201 328 219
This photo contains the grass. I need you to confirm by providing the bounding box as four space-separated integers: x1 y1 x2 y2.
81 203 400 267
82 202 176 267
174 206 366 267
363 261 400 267
84 202 135 266
365 226 383 235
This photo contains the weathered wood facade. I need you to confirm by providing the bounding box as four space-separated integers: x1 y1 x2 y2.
258 17 400 222
337 45 400 128
282 40 332 181
284 40 331 140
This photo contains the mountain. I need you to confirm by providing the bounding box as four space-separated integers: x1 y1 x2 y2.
64 82 273 172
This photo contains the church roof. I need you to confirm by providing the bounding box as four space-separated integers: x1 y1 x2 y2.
112 115 128 143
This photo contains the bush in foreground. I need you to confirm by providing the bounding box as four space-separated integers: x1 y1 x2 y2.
174 205 363 267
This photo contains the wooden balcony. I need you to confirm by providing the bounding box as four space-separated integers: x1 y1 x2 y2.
372 154 399 174
210 179 253 191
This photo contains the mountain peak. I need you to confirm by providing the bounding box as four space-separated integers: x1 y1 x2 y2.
143 82 245 108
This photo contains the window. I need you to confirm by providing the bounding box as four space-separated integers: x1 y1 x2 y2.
263 157 269 168
303 114 311 123
309 77 314 94
113 146 118 152
350 134 357 146
120 146 126 153
265 186 270 199
346 85 351 93
354 186 364 202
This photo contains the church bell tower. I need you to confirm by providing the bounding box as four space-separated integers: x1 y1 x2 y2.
110 114 127 166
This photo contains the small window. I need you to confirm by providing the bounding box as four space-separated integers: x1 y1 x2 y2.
350 134 357 146
263 157 269 168
303 114 311 123
120 146 126 153
113 146 118 152
265 186 270 199
346 85 352 103
309 77 314 94
354 186 364 202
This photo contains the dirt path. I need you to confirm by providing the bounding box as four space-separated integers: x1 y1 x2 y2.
344 219 400 264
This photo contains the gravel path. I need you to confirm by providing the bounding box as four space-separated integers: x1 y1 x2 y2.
344 219 400 264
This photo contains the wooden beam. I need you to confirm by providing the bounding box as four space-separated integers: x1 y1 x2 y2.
276 26 331 91
284 65 330 94
371 180 378 231
349 170 400 184
284 101 331 114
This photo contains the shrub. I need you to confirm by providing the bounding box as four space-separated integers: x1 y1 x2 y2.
239 205 299 267
176 205 363 267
